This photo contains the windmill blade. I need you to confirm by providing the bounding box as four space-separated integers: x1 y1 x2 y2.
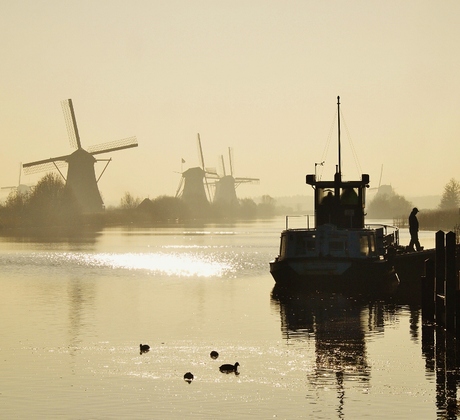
18 162 22 185
88 136 138 155
235 177 260 182
196 133 212 201
234 177 260 188
197 133 205 169
23 155 69 175
228 147 234 177
220 155 226 176
175 176 184 198
61 99 82 150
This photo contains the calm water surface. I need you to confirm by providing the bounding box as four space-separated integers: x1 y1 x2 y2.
0 218 456 419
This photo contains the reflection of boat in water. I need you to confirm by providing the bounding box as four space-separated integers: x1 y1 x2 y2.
270 286 376 413
269 97 439 292
271 274 455 418
270 97 399 291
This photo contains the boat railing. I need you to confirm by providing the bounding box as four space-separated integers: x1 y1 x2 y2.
365 223 400 247
285 215 314 230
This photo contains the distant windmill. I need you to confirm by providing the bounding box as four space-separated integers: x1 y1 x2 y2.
213 147 259 206
23 99 138 213
1 163 33 195
368 164 394 197
175 133 218 206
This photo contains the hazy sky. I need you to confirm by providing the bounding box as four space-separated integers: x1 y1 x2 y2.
1 1 459 206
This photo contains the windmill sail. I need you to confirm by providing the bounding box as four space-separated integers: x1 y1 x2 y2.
23 155 70 169
87 137 138 155
61 99 82 150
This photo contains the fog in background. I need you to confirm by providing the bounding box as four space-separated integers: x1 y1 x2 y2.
1 1 459 206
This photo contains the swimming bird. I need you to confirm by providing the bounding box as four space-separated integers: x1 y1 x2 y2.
210 350 219 359
183 372 194 383
139 344 150 354
219 362 240 374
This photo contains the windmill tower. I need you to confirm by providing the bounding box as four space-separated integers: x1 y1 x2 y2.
213 147 259 206
175 134 218 208
23 99 138 213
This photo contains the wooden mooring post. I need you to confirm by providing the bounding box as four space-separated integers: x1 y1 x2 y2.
421 230 459 330
421 230 459 416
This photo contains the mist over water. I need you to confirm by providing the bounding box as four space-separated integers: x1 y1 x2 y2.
0 219 452 419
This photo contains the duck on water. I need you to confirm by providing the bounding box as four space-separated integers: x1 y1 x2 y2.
269 97 438 292
219 362 240 374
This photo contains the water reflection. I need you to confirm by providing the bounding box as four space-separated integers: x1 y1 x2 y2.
91 252 231 277
272 289 370 366
271 283 460 418
67 277 96 354
1 250 232 278
270 286 398 416
0 226 101 245
422 324 460 418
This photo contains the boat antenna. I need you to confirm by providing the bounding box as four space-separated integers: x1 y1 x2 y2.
337 96 341 175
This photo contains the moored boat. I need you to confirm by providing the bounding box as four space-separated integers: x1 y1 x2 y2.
270 97 403 292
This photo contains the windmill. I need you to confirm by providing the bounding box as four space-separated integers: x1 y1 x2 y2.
175 133 218 207
213 147 259 206
1 163 33 196
23 99 138 213
368 164 394 197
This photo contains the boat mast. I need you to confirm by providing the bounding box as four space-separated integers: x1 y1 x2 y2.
337 96 341 176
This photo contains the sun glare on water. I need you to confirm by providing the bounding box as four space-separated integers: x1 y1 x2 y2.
85 252 231 277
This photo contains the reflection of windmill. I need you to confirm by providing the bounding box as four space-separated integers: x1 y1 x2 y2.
175 133 218 206
1 163 33 195
213 147 259 206
23 99 138 213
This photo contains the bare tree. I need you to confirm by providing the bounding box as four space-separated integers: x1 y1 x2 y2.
439 178 460 210
120 192 141 210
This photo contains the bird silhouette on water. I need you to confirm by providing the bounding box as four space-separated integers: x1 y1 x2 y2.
139 344 150 354
219 362 240 375
210 351 219 359
183 372 194 383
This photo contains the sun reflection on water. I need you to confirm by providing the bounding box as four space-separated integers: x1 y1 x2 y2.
77 252 232 277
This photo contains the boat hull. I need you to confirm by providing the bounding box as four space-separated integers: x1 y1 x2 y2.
269 256 399 293
391 248 436 283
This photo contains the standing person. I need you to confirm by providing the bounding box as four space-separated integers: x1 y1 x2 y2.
408 207 422 251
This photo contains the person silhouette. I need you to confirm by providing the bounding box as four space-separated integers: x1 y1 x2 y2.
408 207 422 252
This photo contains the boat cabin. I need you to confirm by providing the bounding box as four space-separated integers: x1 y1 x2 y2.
306 171 369 229
278 223 384 261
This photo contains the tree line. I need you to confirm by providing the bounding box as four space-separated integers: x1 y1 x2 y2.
0 173 277 230
367 178 460 230
1 173 459 231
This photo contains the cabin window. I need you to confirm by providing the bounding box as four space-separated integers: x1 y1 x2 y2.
340 187 359 205
369 235 376 254
319 188 335 205
280 236 287 258
291 235 317 257
359 235 370 256
329 240 346 256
